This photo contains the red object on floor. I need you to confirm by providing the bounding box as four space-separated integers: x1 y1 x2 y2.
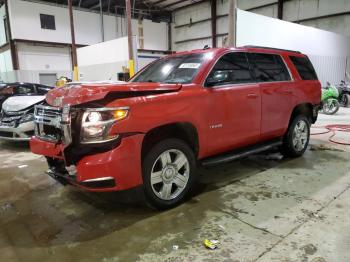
311 125 350 145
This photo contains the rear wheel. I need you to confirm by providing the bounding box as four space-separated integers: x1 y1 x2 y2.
142 138 197 210
280 115 310 158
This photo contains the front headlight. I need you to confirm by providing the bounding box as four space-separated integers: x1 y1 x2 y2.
80 107 129 144
19 113 34 124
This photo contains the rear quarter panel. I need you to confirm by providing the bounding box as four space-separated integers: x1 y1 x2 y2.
283 54 321 108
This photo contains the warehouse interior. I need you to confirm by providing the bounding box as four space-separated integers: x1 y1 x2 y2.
0 0 350 261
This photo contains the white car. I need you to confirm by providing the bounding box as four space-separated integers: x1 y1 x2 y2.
0 96 47 141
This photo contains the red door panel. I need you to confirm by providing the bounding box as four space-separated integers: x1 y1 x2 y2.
204 83 261 156
260 82 295 140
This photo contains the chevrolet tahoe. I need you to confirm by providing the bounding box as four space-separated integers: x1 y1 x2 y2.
30 46 321 209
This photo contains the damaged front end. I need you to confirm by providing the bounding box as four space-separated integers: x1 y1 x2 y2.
31 103 140 190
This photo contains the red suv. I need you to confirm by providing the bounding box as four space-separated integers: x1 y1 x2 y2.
30 46 321 209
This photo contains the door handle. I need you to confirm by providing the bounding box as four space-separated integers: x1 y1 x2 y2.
247 93 258 98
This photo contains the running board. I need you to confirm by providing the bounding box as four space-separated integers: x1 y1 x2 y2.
201 139 283 167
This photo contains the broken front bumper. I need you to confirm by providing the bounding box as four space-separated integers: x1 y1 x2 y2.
0 121 35 141
30 133 145 192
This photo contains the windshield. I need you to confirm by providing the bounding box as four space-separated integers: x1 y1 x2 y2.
132 53 206 84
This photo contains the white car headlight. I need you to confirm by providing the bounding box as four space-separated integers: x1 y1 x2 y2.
80 107 129 144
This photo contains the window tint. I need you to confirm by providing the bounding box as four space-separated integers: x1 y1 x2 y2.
290 56 318 80
206 52 253 86
248 53 291 82
40 14 56 30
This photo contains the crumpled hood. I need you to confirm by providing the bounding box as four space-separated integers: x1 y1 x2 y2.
2 96 45 112
46 82 182 107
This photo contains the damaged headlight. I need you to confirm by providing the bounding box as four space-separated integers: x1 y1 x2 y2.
19 113 34 124
80 107 129 144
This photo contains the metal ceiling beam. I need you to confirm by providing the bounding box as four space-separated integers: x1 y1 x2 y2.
172 0 207 12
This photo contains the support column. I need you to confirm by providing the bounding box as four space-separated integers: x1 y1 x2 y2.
100 0 105 42
211 0 217 48
227 0 237 47
4 0 19 70
125 0 134 77
167 22 172 51
278 0 284 20
68 0 78 81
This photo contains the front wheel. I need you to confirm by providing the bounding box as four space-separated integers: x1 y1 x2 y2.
340 94 350 107
323 98 339 114
142 138 197 210
280 115 310 158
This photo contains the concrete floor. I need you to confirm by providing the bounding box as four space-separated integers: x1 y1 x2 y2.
0 108 349 262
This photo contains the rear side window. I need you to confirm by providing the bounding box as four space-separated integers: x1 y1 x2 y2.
248 53 291 82
206 52 254 86
290 56 318 80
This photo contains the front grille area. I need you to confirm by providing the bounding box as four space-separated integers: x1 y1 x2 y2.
34 105 64 143
0 110 26 128
36 106 61 119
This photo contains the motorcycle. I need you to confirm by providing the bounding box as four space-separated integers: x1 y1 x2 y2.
321 83 340 115
336 80 350 107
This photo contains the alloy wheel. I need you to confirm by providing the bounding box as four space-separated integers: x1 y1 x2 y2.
292 120 308 152
150 149 190 200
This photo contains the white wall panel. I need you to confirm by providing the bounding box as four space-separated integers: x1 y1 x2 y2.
8 0 168 50
77 37 129 66
237 9 350 85
0 49 13 72
77 36 139 81
143 20 168 51
237 9 350 57
17 43 72 71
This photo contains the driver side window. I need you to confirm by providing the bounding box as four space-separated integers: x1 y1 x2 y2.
206 52 253 87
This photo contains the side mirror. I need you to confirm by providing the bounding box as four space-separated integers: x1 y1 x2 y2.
206 71 230 87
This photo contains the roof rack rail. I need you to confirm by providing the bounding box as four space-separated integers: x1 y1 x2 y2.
243 45 301 54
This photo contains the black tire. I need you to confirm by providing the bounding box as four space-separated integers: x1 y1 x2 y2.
341 94 350 107
280 115 310 158
142 138 197 210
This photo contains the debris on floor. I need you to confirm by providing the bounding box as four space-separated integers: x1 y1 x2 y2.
203 239 220 250
1 202 13 211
